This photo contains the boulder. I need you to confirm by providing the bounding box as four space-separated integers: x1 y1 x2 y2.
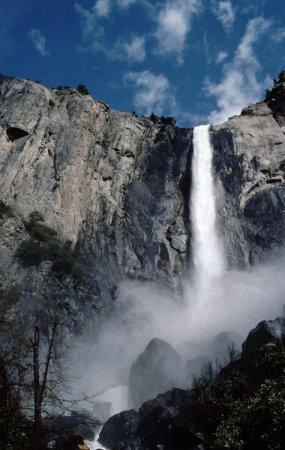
99 388 201 450
98 409 140 449
241 316 285 360
128 338 183 408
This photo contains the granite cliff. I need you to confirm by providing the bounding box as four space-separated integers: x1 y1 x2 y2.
0 73 285 325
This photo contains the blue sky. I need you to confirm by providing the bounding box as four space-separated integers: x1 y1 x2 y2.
1 0 285 126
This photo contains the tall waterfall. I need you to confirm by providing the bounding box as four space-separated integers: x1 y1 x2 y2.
191 124 225 294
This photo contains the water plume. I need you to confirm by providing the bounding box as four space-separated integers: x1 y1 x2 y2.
191 124 225 297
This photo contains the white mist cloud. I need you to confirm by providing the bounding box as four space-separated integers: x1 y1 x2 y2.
154 0 202 63
124 70 177 115
122 36 146 62
28 28 49 57
205 16 271 124
69 252 285 412
213 1 235 31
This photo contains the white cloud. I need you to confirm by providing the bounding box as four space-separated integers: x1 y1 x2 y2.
214 1 235 31
216 50 228 63
28 28 49 57
205 16 271 125
75 3 100 40
75 1 142 57
117 0 137 7
124 70 177 115
271 27 285 43
154 0 201 63
95 0 111 17
122 36 146 62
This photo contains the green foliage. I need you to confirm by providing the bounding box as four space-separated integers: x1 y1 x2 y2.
0 284 21 310
24 220 57 242
191 340 285 449
0 200 13 219
16 212 81 280
28 211 44 223
76 84 89 95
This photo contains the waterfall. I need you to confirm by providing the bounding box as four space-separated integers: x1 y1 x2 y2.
191 124 224 295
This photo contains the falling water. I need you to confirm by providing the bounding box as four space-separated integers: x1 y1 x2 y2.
191 125 225 296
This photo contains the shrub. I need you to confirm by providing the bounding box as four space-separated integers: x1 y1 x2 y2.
16 213 82 280
29 211 44 223
76 84 89 95
191 340 285 449
0 201 13 219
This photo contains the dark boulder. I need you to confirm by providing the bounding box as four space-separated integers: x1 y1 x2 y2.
128 338 183 408
137 388 200 450
99 388 200 450
241 316 285 360
98 409 140 449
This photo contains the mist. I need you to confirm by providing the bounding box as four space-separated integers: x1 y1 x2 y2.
68 249 285 414
68 124 285 416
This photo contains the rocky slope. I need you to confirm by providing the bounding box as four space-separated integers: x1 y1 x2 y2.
99 316 285 450
0 73 285 323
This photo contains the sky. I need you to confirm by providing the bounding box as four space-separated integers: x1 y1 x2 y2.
1 0 285 127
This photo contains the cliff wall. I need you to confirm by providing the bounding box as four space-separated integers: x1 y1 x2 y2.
0 74 285 323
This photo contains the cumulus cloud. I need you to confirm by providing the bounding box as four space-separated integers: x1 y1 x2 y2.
28 28 49 57
124 70 177 115
213 1 235 31
154 0 201 63
122 36 146 62
94 0 111 17
205 16 271 125
216 50 228 63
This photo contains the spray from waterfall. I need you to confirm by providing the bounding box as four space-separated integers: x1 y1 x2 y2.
191 125 225 296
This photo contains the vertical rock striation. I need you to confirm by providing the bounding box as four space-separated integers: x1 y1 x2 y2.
212 73 285 267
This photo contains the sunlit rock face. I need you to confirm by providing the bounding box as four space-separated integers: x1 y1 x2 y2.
0 74 285 321
0 75 190 323
212 75 285 268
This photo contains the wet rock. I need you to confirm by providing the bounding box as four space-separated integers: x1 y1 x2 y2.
98 409 140 449
241 316 285 360
99 388 201 450
128 338 183 408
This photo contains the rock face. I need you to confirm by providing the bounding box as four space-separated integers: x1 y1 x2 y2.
99 388 201 450
99 317 285 450
128 338 183 408
241 316 285 360
0 73 285 323
212 74 285 267
98 409 140 449
0 75 190 326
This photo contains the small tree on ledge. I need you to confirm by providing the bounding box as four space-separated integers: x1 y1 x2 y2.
76 84 89 95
